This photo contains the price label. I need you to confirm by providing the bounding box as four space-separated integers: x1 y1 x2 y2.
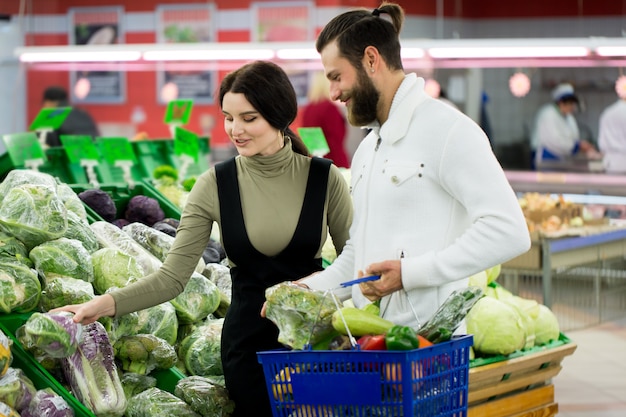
29 107 72 130
298 127 330 157
174 126 199 162
2 132 45 165
60 135 100 163
97 137 137 165
164 99 194 125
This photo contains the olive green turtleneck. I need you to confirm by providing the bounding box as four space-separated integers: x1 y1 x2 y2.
111 141 353 316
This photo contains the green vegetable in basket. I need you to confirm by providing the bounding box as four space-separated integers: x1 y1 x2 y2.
63 210 100 254
126 387 200 417
265 282 340 350
92 247 144 294
0 260 41 313
29 237 94 284
17 311 83 358
0 231 32 268
0 367 37 412
113 334 177 375
331 306 395 337
175 375 235 417
170 272 221 324
120 372 157 401
385 325 419 351
178 319 223 376
110 302 179 346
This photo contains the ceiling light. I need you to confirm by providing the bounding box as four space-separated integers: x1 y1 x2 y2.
428 46 588 59
19 50 141 62
596 46 626 57
143 49 274 61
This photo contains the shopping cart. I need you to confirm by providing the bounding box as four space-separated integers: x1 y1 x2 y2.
258 277 473 417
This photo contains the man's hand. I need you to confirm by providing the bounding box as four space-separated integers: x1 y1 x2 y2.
359 260 403 301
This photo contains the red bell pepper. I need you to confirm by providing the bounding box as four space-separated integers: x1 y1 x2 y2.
357 334 387 351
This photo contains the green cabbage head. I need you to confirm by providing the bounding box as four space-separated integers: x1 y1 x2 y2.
0 261 41 313
533 304 560 345
29 238 94 283
466 296 526 356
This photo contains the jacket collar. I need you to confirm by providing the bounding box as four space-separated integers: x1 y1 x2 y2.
365 74 428 144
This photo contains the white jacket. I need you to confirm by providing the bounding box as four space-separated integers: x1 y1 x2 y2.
598 99 626 174
303 74 530 328
531 103 580 164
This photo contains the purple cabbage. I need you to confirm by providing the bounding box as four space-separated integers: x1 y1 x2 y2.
22 388 74 417
61 321 126 416
0 367 37 413
18 312 83 358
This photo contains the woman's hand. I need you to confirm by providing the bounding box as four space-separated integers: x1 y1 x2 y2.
50 294 116 325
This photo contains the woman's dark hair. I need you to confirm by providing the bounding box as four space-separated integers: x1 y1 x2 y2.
219 60 309 156
315 2 404 72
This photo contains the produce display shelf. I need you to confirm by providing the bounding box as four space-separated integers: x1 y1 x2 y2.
468 384 558 417
467 336 576 407
70 182 182 223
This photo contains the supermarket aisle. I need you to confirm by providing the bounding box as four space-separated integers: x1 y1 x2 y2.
554 316 626 416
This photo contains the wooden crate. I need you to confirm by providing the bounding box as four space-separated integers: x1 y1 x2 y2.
467 342 577 416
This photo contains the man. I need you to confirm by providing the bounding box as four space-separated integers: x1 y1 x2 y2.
299 2 531 329
40 86 100 147
598 94 626 174
531 83 596 168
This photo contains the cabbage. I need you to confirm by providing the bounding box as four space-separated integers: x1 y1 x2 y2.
533 304 560 345
170 272 220 324
0 261 41 313
485 264 502 284
468 270 488 291
29 238 94 283
466 296 526 356
91 247 144 294
17 311 83 358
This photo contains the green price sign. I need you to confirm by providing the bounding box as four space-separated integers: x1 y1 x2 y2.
60 135 100 163
174 126 199 162
29 107 72 131
164 99 194 125
2 132 45 165
298 127 330 157
97 137 137 165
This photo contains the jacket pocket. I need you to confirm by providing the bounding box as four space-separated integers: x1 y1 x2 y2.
383 162 424 186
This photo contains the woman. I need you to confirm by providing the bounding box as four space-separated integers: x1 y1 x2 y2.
55 61 353 417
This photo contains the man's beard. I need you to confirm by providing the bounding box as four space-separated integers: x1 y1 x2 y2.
346 67 380 127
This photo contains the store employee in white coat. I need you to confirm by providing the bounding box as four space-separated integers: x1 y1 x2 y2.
598 95 626 174
532 83 596 167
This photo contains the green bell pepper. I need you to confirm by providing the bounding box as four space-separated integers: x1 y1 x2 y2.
385 325 419 351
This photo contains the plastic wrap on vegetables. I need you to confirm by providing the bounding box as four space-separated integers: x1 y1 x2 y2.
264 282 340 350
0 401 19 417
56 181 88 221
126 387 201 417
61 321 127 417
120 372 157 401
39 276 95 312
113 333 177 375
0 261 41 313
178 319 223 376
0 169 58 200
22 388 74 417
29 238 94 284
0 367 37 412
123 222 205 273
110 302 178 346
63 210 100 254
0 231 32 268
90 221 162 275
17 312 83 358
0 331 10 378
91 247 144 294
175 375 235 417
0 184 67 250
170 272 220 324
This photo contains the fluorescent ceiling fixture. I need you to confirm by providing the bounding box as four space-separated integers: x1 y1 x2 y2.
595 46 626 57
428 46 589 59
401 48 425 59
143 49 274 61
20 51 141 62
276 48 319 60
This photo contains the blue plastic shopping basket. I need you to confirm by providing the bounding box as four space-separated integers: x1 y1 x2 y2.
257 334 473 417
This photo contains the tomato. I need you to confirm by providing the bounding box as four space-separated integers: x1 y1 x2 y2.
357 334 387 350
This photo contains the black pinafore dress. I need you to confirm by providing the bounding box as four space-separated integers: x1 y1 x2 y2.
215 156 331 417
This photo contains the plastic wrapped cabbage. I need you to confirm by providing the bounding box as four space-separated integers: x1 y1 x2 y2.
0 183 67 250
39 276 95 312
178 319 224 376
113 334 177 375
466 296 527 356
21 388 75 417
63 210 100 254
56 181 88 222
17 312 83 358
265 282 340 350
0 367 37 412
90 221 162 275
92 247 144 294
120 372 157 401
126 387 200 417
29 238 94 283
171 272 220 324
0 260 41 313
0 330 10 378
0 402 19 417
123 222 205 273
110 302 178 346
175 376 235 417
0 231 32 267
0 169 57 199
